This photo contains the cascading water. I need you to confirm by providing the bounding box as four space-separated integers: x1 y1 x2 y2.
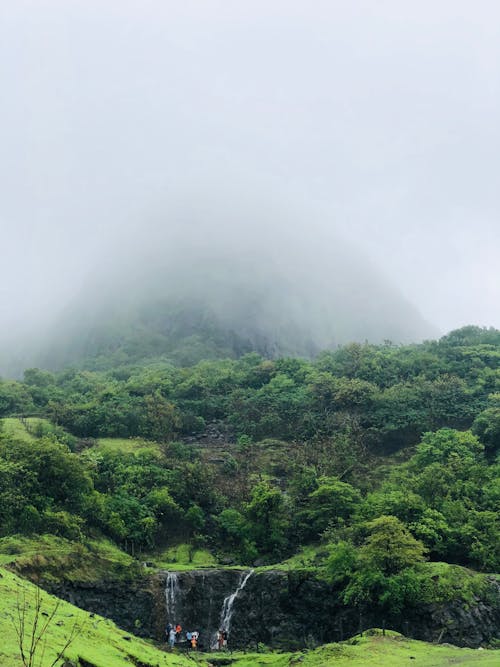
165 572 181 623
219 569 254 634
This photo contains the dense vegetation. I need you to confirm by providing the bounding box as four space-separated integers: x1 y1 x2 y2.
0 325 499 619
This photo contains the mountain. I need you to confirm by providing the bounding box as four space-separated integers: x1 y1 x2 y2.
1 208 437 374
38 246 435 372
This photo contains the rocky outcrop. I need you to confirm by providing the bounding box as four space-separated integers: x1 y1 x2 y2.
47 578 158 639
47 568 500 649
407 577 500 648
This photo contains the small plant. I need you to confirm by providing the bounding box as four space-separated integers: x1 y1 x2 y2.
11 586 84 667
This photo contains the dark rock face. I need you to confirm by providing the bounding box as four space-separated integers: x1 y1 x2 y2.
48 569 500 649
46 578 158 639
407 577 500 648
164 569 244 648
229 570 357 649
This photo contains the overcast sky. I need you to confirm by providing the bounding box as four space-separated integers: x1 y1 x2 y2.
1 0 499 340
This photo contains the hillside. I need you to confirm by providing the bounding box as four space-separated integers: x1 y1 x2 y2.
0 325 498 658
0 567 193 667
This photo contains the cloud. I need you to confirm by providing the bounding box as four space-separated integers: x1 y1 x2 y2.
0 0 499 361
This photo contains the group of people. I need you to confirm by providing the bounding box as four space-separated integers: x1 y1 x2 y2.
165 622 229 651
165 622 199 650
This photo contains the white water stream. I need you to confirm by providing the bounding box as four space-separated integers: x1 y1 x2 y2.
165 572 181 623
219 569 254 633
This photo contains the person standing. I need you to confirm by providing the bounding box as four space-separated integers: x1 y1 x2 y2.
168 627 176 649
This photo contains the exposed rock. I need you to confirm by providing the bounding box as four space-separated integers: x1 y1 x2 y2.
46 578 158 639
407 577 500 647
46 568 500 649
184 420 235 446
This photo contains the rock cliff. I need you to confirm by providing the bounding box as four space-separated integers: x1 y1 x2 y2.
48 568 500 649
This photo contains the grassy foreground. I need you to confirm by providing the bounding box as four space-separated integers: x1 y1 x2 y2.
0 567 198 667
224 633 499 666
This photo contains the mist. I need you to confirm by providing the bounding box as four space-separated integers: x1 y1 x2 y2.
1 1 500 373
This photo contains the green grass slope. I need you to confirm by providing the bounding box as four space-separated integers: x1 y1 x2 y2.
226 632 499 666
0 534 140 583
95 437 161 455
149 543 218 570
1 417 40 442
0 567 201 667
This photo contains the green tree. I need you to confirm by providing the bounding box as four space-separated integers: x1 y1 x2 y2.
299 477 361 539
142 391 181 441
0 380 34 416
245 482 290 559
472 398 500 455
0 437 92 514
412 428 483 468
325 540 357 585
359 515 426 575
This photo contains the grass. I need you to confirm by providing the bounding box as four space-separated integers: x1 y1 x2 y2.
95 437 161 455
1 417 75 448
0 534 140 583
0 567 202 667
0 535 77 567
272 545 330 572
151 543 218 570
418 561 492 605
224 631 499 666
0 534 219 579
0 417 43 442
0 419 160 456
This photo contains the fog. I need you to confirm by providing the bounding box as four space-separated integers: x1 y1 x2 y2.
1 1 500 370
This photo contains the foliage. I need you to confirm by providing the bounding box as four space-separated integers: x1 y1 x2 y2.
245 482 290 560
0 325 499 603
472 395 500 455
358 515 426 574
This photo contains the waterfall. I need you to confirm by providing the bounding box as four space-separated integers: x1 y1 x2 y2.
219 569 254 634
165 572 181 623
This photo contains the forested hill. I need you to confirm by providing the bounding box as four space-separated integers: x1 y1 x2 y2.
3 324 498 450
0 327 500 566
0 324 499 630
